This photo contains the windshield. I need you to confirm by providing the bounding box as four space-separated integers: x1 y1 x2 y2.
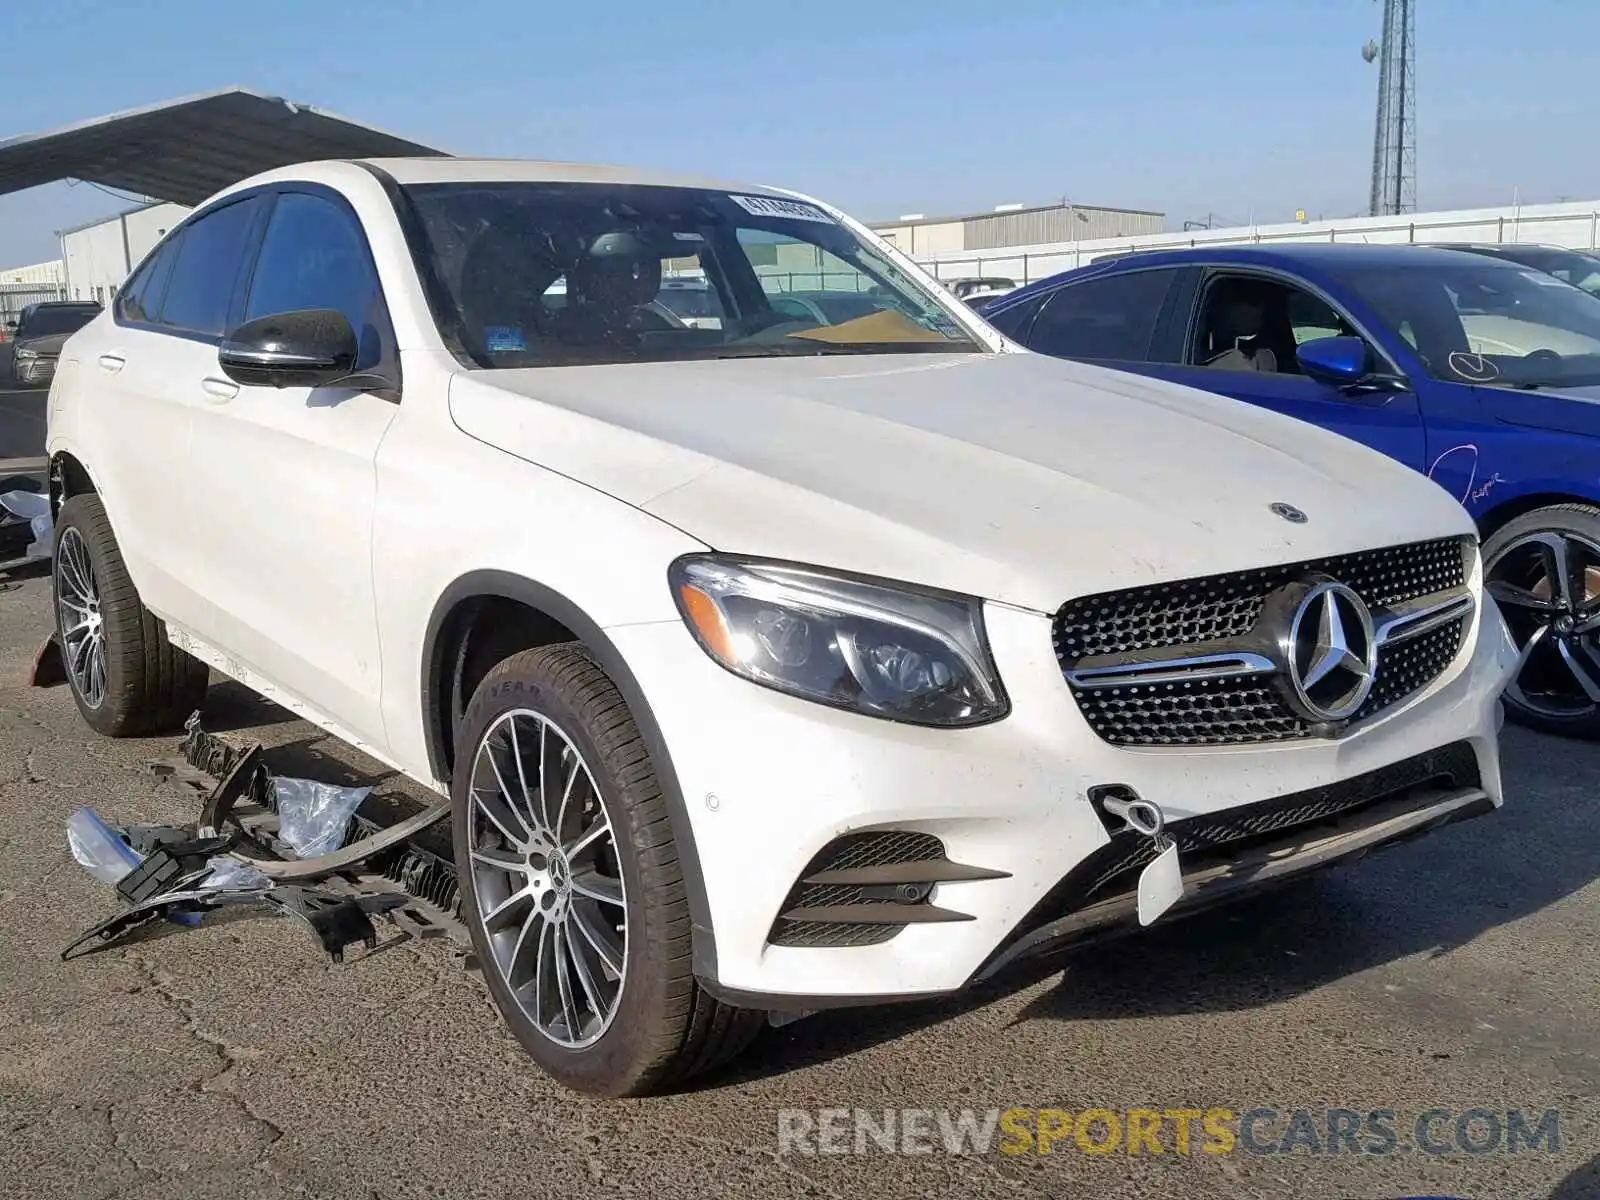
20 305 100 338
1494 247 1600 297
1329 260 1600 389
397 182 980 368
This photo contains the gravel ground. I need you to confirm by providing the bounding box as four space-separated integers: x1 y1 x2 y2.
0 561 1595 1200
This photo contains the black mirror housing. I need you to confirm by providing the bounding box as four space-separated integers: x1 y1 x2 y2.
218 309 358 389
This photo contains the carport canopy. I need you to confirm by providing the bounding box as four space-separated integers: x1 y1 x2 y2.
0 87 447 206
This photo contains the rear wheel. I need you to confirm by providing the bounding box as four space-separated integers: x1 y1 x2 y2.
451 642 761 1096
52 494 210 736
1483 503 1600 738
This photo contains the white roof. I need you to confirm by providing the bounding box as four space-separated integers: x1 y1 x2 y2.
360 156 787 197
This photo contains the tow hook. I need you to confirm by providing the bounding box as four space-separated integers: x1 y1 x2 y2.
1099 794 1185 926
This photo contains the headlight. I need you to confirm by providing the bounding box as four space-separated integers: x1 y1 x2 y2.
14 348 37 360
669 555 1008 727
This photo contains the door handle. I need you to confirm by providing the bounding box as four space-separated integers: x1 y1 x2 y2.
97 354 126 374
201 376 240 403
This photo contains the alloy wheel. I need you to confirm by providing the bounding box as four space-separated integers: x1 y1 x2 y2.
466 709 628 1049
1485 529 1600 720
54 526 107 710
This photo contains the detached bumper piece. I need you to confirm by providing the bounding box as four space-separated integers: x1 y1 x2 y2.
768 830 1009 948
62 715 455 963
975 741 1489 981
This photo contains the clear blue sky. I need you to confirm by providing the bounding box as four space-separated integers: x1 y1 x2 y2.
0 0 1593 267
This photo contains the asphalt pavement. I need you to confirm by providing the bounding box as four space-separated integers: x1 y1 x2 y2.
0 566 1595 1200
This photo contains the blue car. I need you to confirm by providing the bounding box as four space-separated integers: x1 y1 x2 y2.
984 244 1600 737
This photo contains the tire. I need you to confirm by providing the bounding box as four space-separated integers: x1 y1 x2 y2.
451 642 762 1096
52 493 210 736
1482 502 1600 739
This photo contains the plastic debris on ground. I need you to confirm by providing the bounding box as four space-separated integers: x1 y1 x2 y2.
273 776 371 858
66 806 143 886
0 488 52 561
60 715 448 964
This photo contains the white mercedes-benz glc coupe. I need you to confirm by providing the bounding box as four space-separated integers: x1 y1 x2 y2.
45 157 1519 1095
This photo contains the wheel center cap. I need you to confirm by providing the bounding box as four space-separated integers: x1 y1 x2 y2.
548 854 570 893
1555 614 1575 635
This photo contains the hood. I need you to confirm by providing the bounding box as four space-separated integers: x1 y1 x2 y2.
448 351 1474 612
15 331 70 356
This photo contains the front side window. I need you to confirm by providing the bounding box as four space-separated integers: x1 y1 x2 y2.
1191 274 1366 375
244 192 383 365
1025 268 1176 361
1330 260 1600 388
397 182 980 368
159 198 261 337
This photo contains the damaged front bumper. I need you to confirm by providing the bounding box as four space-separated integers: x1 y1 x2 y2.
972 768 1492 983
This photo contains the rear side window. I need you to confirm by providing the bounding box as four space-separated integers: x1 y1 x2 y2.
1025 269 1177 361
115 238 181 326
244 193 379 334
159 198 262 337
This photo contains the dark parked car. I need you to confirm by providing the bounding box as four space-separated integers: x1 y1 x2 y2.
1433 242 1600 297
3 301 103 387
985 243 1600 737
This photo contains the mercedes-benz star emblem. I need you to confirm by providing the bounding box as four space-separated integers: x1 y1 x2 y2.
1284 580 1378 722
1270 502 1308 524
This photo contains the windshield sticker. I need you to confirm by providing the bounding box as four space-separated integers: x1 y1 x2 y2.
728 195 835 224
1521 270 1569 287
484 325 528 353
1447 351 1499 382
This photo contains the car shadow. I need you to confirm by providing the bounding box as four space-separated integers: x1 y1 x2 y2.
720 725 1600 1081
1550 1151 1600 1199
197 680 304 733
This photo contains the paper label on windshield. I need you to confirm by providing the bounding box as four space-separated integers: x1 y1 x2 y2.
728 194 834 224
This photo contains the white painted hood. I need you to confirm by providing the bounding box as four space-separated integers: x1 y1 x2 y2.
448 351 1474 612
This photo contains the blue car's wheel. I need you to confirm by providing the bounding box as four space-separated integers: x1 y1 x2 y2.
1484 504 1600 738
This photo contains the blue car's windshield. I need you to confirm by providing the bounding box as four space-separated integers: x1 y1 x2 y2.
1330 260 1600 389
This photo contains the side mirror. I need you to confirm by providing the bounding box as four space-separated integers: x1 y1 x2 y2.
218 309 357 389
1296 335 1370 385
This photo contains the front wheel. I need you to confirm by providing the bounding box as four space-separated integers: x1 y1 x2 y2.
1483 503 1600 738
451 642 762 1095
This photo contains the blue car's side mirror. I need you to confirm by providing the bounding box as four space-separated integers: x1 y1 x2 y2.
1296 335 1370 385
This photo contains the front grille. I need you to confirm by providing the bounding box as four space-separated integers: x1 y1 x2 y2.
993 741 1481 958
1358 617 1465 720
1056 538 1472 747
18 357 55 385
1055 537 1468 660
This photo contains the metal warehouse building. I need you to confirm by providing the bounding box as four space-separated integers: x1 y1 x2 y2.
58 202 188 305
871 200 1165 256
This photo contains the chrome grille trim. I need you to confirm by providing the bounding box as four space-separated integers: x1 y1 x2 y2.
1054 538 1477 746
1066 651 1277 690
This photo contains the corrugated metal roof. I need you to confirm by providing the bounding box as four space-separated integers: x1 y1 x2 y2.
0 88 447 206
